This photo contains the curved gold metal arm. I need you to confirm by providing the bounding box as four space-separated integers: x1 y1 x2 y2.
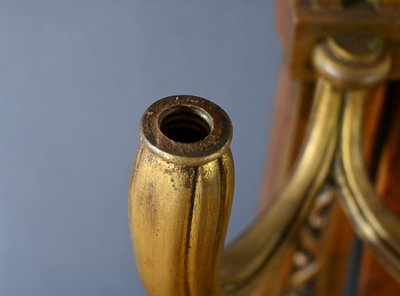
333 92 400 280
221 79 341 294
129 36 399 296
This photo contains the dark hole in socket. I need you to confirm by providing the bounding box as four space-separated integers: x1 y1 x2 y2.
160 107 212 143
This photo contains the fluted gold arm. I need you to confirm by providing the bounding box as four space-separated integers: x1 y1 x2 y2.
130 97 234 296
129 36 400 296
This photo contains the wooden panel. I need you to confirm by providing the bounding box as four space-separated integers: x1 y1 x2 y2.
315 203 353 296
379 0 400 5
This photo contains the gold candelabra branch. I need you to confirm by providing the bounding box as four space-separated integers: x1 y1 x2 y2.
129 36 399 296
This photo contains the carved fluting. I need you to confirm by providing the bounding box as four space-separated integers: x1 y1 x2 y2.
285 189 335 296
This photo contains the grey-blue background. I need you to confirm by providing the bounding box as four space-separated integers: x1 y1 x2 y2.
0 1 279 295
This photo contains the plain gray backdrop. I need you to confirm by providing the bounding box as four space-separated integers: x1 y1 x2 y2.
0 1 280 295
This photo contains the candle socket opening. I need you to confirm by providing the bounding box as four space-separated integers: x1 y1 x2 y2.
159 107 212 143
141 95 232 165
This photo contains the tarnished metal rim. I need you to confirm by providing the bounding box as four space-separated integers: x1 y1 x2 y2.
140 95 232 166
